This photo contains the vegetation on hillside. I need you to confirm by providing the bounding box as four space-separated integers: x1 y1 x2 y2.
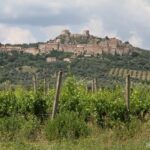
0 49 150 88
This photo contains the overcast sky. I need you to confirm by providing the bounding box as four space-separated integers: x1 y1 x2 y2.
0 0 150 49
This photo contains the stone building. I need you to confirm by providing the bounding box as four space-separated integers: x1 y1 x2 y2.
38 43 59 53
46 57 57 63
23 48 39 55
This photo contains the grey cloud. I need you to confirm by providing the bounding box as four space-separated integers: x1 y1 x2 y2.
0 12 87 26
0 5 88 26
0 0 150 49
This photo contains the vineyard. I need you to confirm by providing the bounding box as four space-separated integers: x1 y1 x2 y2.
109 68 150 81
0 74 150 150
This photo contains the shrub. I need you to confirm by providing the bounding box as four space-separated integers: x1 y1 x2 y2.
60 76 93 121
45 112 90 141
32 93 48 121
94 88 127 128
18 115 40 140
0 91 17 116
113 117 143 140
0 115 40 141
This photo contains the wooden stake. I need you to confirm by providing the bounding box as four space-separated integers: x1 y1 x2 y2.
32 74 37 93
125 75 130 112
43 78 46 96
51 71 63 120
92 79 94 93
86 82 92 93
94 78 98 92
47 80 50 93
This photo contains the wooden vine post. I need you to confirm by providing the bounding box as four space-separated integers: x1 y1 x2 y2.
125 74 130 113
92 79 95 93
43 78 46 96
94 78 98 92
47 79 50 93
32 73 37 93
91 78 98 93
51 71 63 120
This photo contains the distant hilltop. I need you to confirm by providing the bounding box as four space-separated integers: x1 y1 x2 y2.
0 29 135 56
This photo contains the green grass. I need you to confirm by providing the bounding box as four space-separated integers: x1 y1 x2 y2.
0 120 149 150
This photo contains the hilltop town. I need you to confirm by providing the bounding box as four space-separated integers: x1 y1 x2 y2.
0 30 134 56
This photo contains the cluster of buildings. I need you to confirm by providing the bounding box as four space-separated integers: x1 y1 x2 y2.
38 30 133 56
0 30 133 56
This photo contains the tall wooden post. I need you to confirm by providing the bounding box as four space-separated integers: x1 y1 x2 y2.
47 79 50 93
125 75 130 112
32 74 37 93
43 78 46 96
94 78 98 92
86 82 92 93
92 79 94 93
51 71 63 120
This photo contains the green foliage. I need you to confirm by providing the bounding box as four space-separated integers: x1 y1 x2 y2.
32 93 48 121
130 86 150 119
0 77 150 143
0 88 49 121
0 49 150 87
0 91 17 116
113 117 143 140
0 77 150 126
94 87 127 127
0 116 23 141
45 112 90 141
46 50 73 60
0 51 69 87
1 120 149 150
0 115 39 141
60 76 93 121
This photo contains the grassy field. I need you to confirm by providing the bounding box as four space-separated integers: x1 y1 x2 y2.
0 120 150 150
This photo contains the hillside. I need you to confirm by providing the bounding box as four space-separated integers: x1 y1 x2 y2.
0 48 149 88
0 30 150 87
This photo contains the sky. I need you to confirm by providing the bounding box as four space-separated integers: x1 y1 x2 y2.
0 0 150 50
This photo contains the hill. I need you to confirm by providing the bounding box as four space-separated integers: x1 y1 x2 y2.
0 48 149 88
0 30 150 87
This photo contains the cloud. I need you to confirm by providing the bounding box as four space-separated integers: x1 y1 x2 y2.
40 25 70 40
0 0 87 26
80 17 119 38
129 32 143 47
0 0 150 49
0 24 36 44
